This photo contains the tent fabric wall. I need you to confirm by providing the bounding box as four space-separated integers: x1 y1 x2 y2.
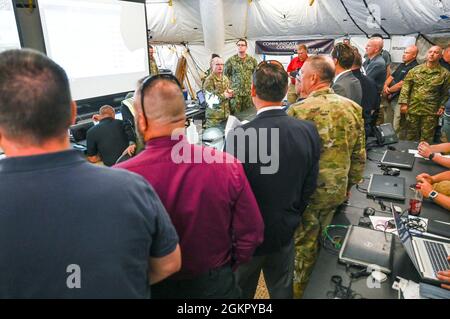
147 0 450 44
147 0 450 98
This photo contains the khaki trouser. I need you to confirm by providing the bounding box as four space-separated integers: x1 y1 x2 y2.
287 84 298 105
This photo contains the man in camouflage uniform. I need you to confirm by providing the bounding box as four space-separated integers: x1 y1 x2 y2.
287 56 366 298
399 46 450 143
203 57 233 128
149 45 159 76
224 38 258 114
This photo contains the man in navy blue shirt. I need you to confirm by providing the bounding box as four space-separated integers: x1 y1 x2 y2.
0 49 181 298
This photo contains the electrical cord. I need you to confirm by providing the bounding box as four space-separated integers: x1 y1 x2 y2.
321 225 348 255
326 275 365 299
356 184 368 194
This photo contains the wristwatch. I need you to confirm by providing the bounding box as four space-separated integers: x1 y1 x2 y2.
428 190 439 200
429 153 435 160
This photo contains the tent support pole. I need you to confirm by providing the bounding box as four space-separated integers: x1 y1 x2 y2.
362 0 391 38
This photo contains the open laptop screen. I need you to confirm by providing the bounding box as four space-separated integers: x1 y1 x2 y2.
392 204 420 271
196 90 207 108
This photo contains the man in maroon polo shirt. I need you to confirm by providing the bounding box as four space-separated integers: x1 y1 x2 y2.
115 75 264 299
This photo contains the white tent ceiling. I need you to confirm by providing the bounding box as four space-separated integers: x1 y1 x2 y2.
146 0 450 46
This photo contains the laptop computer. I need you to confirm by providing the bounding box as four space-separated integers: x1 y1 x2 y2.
196 90 207 109
392 203 450 284
367 174 406 200
380 150 415 169
339 225 394 273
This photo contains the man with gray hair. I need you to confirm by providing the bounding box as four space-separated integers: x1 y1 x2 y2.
364 37 387 94
364 37 387 127
288 55 366 298
0 49 181 298
203 56 234 128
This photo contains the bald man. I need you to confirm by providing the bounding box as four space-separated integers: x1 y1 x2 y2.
115 75 264 299
86 105 136 166
383 45 419 134
399 46 450 143
364 37 387 94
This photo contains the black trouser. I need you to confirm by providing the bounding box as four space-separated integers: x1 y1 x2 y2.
236 239 295 299
151 264 241 299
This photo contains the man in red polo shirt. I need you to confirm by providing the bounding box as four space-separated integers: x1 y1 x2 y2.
287 44 309 104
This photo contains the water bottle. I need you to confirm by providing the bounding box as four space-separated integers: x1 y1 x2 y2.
186 120 199 144
409 184 423 216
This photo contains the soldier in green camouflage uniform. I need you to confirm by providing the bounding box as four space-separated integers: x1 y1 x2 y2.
149 45 159 76
224 39 258 114
287 56 366 298
203 57 233 128
399 46 450 143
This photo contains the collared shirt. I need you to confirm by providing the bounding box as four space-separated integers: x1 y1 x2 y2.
115 136 264 279
0 150 178 298
440 58 450 72
256 106 284 115
333 69 352 84
391 60 419 84
363 54 387 93
287 57 307 85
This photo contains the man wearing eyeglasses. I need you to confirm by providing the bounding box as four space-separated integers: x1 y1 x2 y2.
288 56 366 298
115 74 264 299
203 57 234 128
224 38 258 114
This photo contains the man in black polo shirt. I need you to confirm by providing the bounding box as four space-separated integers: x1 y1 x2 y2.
86 105 136 166
0 49 181 298
383 45 419 135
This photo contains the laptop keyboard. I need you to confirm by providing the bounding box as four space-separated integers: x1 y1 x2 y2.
424 241 450 273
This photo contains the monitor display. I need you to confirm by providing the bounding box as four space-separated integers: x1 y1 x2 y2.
38 0 149 101
0 0 21 52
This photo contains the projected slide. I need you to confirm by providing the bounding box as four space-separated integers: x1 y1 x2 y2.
0 0 21 52
38 0 149 101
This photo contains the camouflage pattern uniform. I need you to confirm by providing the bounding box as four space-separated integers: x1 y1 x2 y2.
201 68 212 87
398 63 450 143
287 88 366 298
203 73 231 128
224 54 258 114
149 57 159 76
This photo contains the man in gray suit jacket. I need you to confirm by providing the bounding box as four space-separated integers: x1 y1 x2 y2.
331 43 362 105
